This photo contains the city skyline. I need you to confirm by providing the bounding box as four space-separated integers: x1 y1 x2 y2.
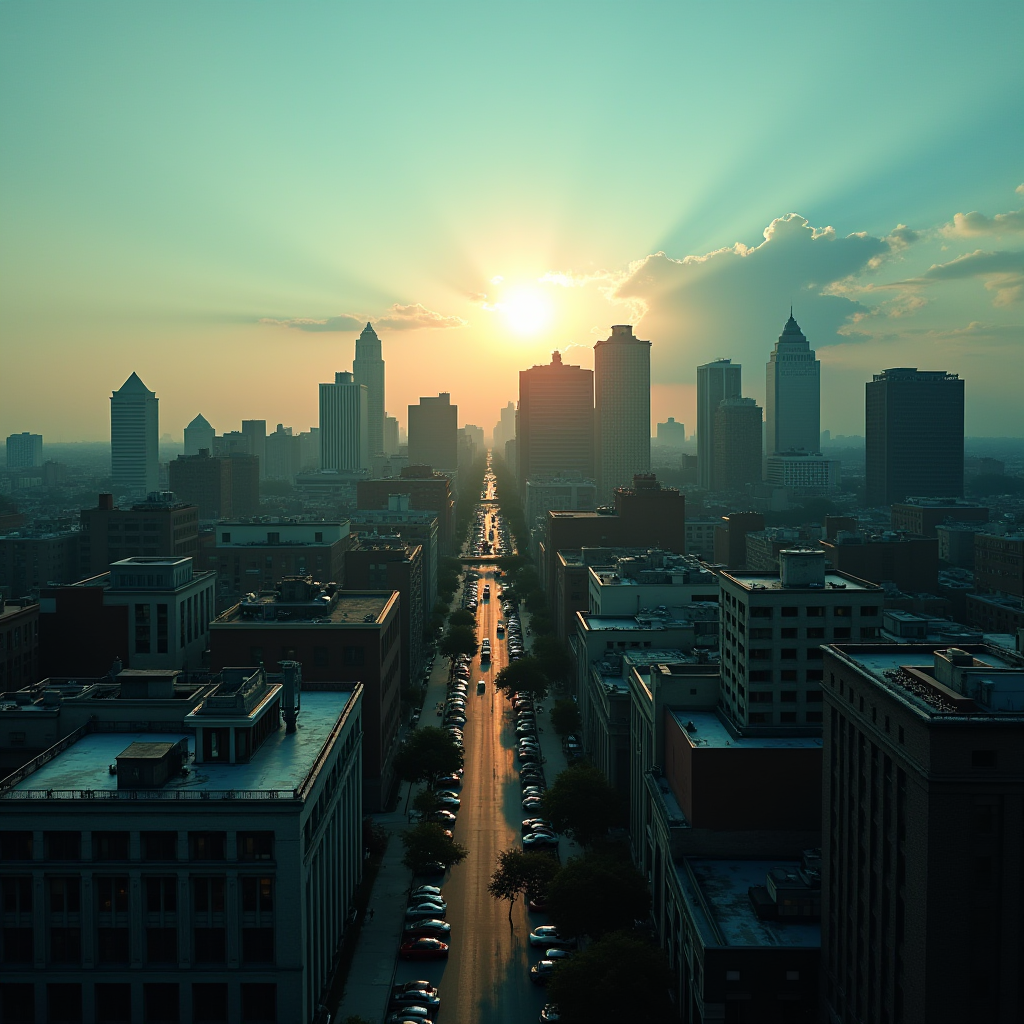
1 4 1022 441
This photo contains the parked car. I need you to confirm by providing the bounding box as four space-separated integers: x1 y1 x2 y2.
540 1004 561 1022
393 981 438 998
429 809 457 825
523 832 559 848
522 817 551 833
529 926 574 948
530 960 558 985
435 794 461 810
409 885 442 900
405 902 447 920
403 919 451 938
435 774 462 789
390 990 441 1013
398 938 449 961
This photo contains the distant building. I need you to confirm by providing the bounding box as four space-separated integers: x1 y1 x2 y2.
353 322 386 457
212 431 251 457
524 477 597 522
696 359 742 490
935 521 990 568
242 419 267 480
765 312 820 456
766 450 840 494
822 643 1024 1024
493 400 516 454
183 414 215 457
168 452 260 520
0 599 39 691
974 531 1024 598
383 414 399 456
408 393 458 473
712 397 762 491
890 497 988 538
0 531 81 594
820 531 939 592
110 372 159 496
713 511 764 569
319 371 369 472
264 424 302 481
865 367 965 505
684 517 719 559
357 467 456 556
594 324 651 500
655 417 686 447
298 427 320 471
5 432 43 469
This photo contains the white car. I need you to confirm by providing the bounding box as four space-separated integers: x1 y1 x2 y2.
529 925 569 948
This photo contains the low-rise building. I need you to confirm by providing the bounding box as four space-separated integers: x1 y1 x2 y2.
357 467 456 556
820 530 938 592
890 498 988 538
0 598 39 693
0 530 81 595
935 520 990 568
684 518 718 560
974 530 1024 598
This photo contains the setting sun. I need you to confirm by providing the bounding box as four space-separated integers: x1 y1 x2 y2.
500 286 553 336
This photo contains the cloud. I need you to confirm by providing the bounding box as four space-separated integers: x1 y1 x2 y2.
259 313 363 332
885 224 920 250
915 249 1024 306
261 302 467 333
942 204 1024 237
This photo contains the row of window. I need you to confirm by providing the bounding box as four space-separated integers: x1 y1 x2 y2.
744 604 880 618
0 831 273 863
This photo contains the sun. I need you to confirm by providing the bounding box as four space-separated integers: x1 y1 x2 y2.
501 286 553 336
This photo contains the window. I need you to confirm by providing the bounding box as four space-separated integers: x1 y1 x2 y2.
189 833 226 861
97 927 130 964
221 533 231 543
157 604 169 654
343 645 365 666
750 649 772 660
781 607 798 618
807 627 825 639
0 833 32 862
749 692 773 703
96 877 129 914
45 832 80 861
806 606 825 617
2 928 33 963
750 607 773 618
780 648 798 660
860 606 879 616
780 712 797 723
193 984 229 1024
971 750 997 768
47 984 81 1024
143 983 179 1024
146 927 177 963
806 690 823 702
193 878 226 914
146 877 178 914
834 606 852 617
781 670 797 682
194 928 226 964
2 878 31 914
781 691 797 702
833 627 851 640
135 603 151 654
95 985 131 1024
314 532 323 543
0 983 34 1022
142 832 177 862
238 833 274 862
241 984 276 1023
242 877 274 913
780 627 797 639
748 670 771 682
725 971 741 981
242 928 274 963
48 878 80 913
973 804 994 834
749 627 772 639
94 831 130 861
807 648 824 661
249 646 264 663
806 669 823 682
806 711 823 723
49 927 81 963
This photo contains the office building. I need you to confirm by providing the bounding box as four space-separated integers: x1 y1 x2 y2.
5 433 43 469
357 467 456 555
264 424 302 481
821 643 1024 1024
974 531 1024 598
594 324 651 500
820 531 938 593
524 476 597 522
518 351 594 499
298 428 320 472
319 372 369 473
712 397 762 491
0 530 81 594
183 415 215 458
765 312 820 456
713 511 765 569
493 401 516 454
352 322 386 457
0 599 39 691
110 372 159 497
717 549 883 730
212 432 251 457
0 667 363 1024
696 359 742 490
383 414 399 456
935 521 990 568
889 498 988 538
241 420 267 480
655 417 686 447
865 368 965 505
168 453 260 520
407 393 458 473
766 450 840 494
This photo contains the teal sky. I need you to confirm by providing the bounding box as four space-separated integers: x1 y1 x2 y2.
1 1 1022 441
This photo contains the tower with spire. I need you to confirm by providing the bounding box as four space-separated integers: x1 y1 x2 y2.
110 372 159 496
765 311 820 457
353 322 385 457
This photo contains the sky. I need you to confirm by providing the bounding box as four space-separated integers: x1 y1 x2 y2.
1 1 1022 442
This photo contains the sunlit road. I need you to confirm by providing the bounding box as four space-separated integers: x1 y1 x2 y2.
393 471 551 1023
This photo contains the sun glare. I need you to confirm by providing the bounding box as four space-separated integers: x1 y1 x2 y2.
501 286 552 336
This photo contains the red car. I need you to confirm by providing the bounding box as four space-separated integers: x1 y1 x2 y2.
399 937 450 960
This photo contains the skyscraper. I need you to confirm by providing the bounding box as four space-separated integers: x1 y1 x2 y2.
319 371 369 472
594 324 651 500
655 417 686 447
696 358 742 490
6 432 43 469
184 414 215 457
384 414 400 455
353 322 385 457
110 372 159 496
712 397 763 491
517 351 594 499
492 400 516 454
766 312 820 455
408 394 458 472
242 419 268 479
865 368 965 505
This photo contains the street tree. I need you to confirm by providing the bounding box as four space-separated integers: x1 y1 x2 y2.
532 635 573 687
447 608 477 628
549 699 581 737
545 930 673 1024
493 656 548 701
542 764 619 847
439 624 478 665
546 852 651 939
487 848 560 926
393 727 464 809
411 788 439 818
400 823 468 875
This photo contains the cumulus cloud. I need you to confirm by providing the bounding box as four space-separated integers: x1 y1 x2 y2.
261 303 467 333
914 250 1024 306
942 201 1024 237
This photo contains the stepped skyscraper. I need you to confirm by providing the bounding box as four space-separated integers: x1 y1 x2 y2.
353 322 385 457
765 311 820 456
110 372 159 496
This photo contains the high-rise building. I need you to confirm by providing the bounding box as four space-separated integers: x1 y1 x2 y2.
5 432 43 469
408 393 458 472
242 419 267 479
866 368 965 505
183 414 214 457
518 351 594 499
353 322 385 457
319 371 369 472
265 423 302 481
384 414 399 455
655 417 686 447
299 427 321 471
594 325 651 500
712 397 762 491
765 312 820 456
493 400 517 455
110 372 159 496
696 359 742 490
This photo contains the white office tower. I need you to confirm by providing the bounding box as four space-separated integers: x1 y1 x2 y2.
696 358 742 490
319 372 369 471
766 311 820 455
353 322 385 457
594 325 651 499
6 432 43 468
183 414 215 456
110 372 159 496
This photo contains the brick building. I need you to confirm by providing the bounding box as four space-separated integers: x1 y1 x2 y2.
168 453 260 520
889 498 988 538
712 511 765 569
820 532 939 592
0 599 39 692
356 466 456 555
0 532 80 595
974 531 1024 598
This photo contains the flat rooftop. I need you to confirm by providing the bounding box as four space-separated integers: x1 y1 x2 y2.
217 591 393 625
3 690 355 798
722 571 880 593
671 710 822 750
680 859 821 948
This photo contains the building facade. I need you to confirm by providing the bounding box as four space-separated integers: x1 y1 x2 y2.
168 454 259 521
766 451 840 494
0 599 39 692
319 372 369 473
765 313 820 456
352 323 385 458
183 415 215 458
696 359 742 490
712 397 762 491
110 373 159 498
407 394 458 473
6 433 43 469
655 417 686 447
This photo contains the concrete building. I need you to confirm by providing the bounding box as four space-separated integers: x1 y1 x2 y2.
168 453 260 520
352 322 386 458
765 312 820 456
6 433 43 469
524 476 597 523
713 511 765 569
822 643 1024 1024
586 551 719 617
974 530 1024 598
383 415 399 456
407 393 458 474
241 421 267 480
744 527 822 574
357 467 456 556
79 493 200 580
298 428 320 472
865 368 965 505
765 450 840 495
890 497 988 538
820 531 939 593
655 417 686 447
0 531 81 595
319 372 369 473
0 667 363 1024
212 432 251 458
935 521 989 568
209 582 401 810
0 599 39 692
517 351 594 500
492 401 516 455
696 358 742 490
684 518 718 560
966 590 1024 635
264 424 302 482
110 373 159 497
718 550 883 730
183 415 215 458
712 397 762 491
594 324 651 500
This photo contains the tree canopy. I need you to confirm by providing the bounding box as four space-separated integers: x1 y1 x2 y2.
447 608 477 628
487 847 560 925
545 930 673 1024
400 823 468 875
439 624 478 662
393 727 464 808
549 699 582 737
542 764 619 847
532 635 573 687
547 851 651 939
493 656 548 700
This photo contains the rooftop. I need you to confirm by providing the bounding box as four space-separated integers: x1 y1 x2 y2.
671 710 822 750
721 570 880 593
216 583 395 626
2 690 356 799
